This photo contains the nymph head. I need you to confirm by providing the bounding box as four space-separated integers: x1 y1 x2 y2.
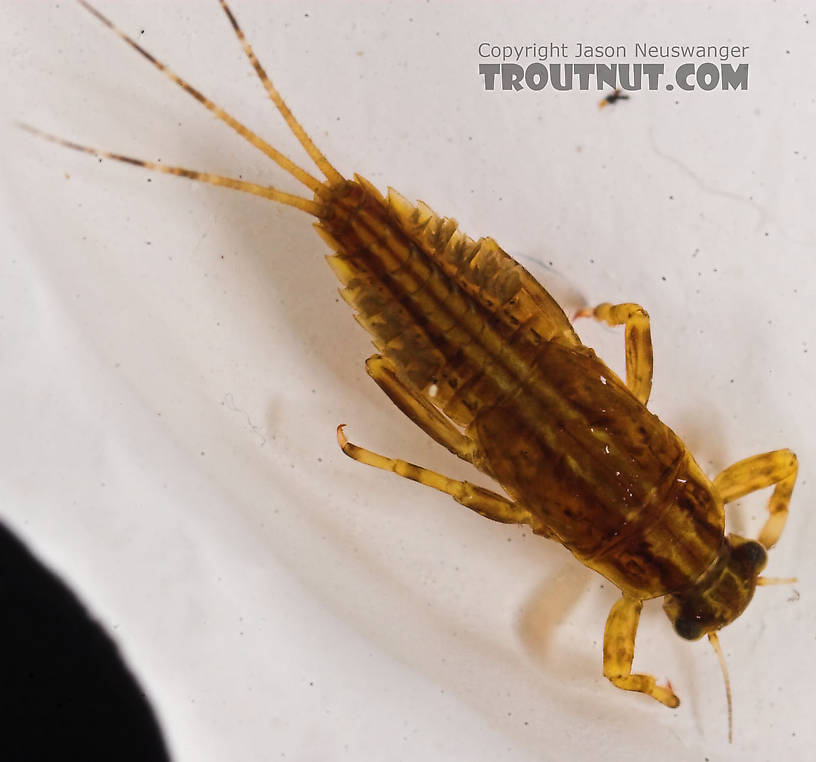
661 533 790 742
662 534 767 641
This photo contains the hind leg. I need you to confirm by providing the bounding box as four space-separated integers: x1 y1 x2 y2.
365 354 478 462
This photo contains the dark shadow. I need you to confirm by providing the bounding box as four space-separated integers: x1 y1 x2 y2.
0 520 171 762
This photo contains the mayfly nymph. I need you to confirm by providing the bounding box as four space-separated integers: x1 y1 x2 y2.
24 1 798 742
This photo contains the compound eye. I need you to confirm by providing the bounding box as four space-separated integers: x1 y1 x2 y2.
674 617 704 641
740 540 768 571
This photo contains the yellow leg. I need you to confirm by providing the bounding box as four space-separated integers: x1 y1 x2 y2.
575 302 653 405
603 595 680 708
712 449 798 549
365 355 478 463
337 426 542 529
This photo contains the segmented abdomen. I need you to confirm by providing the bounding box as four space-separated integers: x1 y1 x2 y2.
318 178 723 597
318 177 578 430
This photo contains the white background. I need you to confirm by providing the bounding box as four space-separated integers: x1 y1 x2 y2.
1 1 814 760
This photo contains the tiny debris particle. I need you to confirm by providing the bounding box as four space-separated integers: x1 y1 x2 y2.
599 88 629 108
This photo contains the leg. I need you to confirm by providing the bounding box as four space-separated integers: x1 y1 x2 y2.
575 302 653 405
603 595 680 708
365 355 478 463
712 449 798 549
337 426 543 530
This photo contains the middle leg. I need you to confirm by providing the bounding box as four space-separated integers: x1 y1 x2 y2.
337 425 547 532
575 302 653 405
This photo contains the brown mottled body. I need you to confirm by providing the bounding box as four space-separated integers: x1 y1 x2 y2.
31 0 798 739
322 178 723 599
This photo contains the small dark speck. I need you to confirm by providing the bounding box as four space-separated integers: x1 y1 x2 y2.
661 276 666 281
668 195 674 200
147 178 152 182
730 378 734 384
309 681 314 686
200 451 206 456
304 13 309 17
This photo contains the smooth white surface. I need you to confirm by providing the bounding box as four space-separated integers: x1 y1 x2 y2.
1 1 814 760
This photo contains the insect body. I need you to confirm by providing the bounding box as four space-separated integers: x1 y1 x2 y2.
31 0 798 740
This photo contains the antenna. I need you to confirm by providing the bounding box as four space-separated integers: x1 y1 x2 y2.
757 576 797 586
708 631 733 743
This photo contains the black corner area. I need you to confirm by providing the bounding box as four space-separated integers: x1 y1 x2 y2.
0 519 171 762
